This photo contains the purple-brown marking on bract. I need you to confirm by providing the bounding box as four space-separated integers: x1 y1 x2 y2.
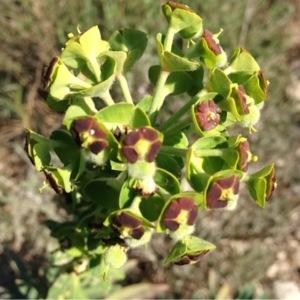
122 146 139 163
114 212 141 228
203 30 222 55
237 85 250 114
187 205 198 225
43 170 63 195
113 212 145 240
207 182 227 209
124 130 141 146
164 201 181 219
258 70 269 96
207 176 240 208
163 197 198 230
72 117 94 134
163 219 180 231
89 121 107 139
178 197 195 210
167 1 195 13
89 140 109 154
266 168 277 201
43 56 59 89
130 227 145 240
146 141 162 162
196 99 221 131
174 250 210 265
239 140 250 172
141 127 158 141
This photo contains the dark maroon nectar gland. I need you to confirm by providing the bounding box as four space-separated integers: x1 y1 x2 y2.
207 175 240 209
174 250 210 265
203 30 222 55
236 85 250 114
121 127 162 163
239 140 251 172
196 99 222 130
113 212 145 240
71 117 109 154
163 197 198 231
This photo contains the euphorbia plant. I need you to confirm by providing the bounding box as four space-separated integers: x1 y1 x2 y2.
25 0 277 277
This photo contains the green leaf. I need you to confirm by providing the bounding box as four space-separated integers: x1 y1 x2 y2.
149 65 193 96
154 168 181 195
243 72 269 104
247 176 267 208
119 179 139 208
62 26 110 82
186 136 227 191
109 29 148 73
25 130 51 171
163 131 189 148
208 68 232 99
63 100 94 129
164 236 215 265
156 153 182 179
228 48 260 74
49 59 91 100
96 103 150 130
136 95 153 114
104 50 127 75
83 180 120 210
47 95 70 113
47 273 88 300
50 129 79 165
139 194 165 222
162 3 203 39
44 166 73 193
246 164 276 208
156 34 200 72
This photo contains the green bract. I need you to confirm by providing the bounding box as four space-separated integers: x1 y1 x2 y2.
25 1 277 276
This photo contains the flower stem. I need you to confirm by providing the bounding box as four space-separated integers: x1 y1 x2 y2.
149 27 176 124
161 145 187 157
163 116 192 136
118 74 133 104
159 95 199 131
100 91 115 106
193 149 226 157
149 70 169 124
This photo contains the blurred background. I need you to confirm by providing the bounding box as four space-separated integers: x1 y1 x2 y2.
0 0 299 298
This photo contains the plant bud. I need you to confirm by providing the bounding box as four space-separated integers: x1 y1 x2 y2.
103 245 127 269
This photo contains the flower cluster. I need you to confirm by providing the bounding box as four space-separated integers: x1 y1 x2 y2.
25 1 277 276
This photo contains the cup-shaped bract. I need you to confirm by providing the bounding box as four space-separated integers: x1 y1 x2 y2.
246 163 277 208
164 236 215 265
157 195 201 240
162 1 203 39
206 174 241 210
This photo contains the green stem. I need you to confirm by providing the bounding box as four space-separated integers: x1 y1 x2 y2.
130 196 142 212
159 95 199 131
164 27 176 52
161 145 187 157
161 146 228 159
149 27 176 124
100 91 115 106
193 149 226 157
106 171 127 191
163 116 192 136
117 74 133 104
149 70 169 124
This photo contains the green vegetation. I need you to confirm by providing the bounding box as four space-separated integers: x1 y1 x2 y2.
0 1 298 299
